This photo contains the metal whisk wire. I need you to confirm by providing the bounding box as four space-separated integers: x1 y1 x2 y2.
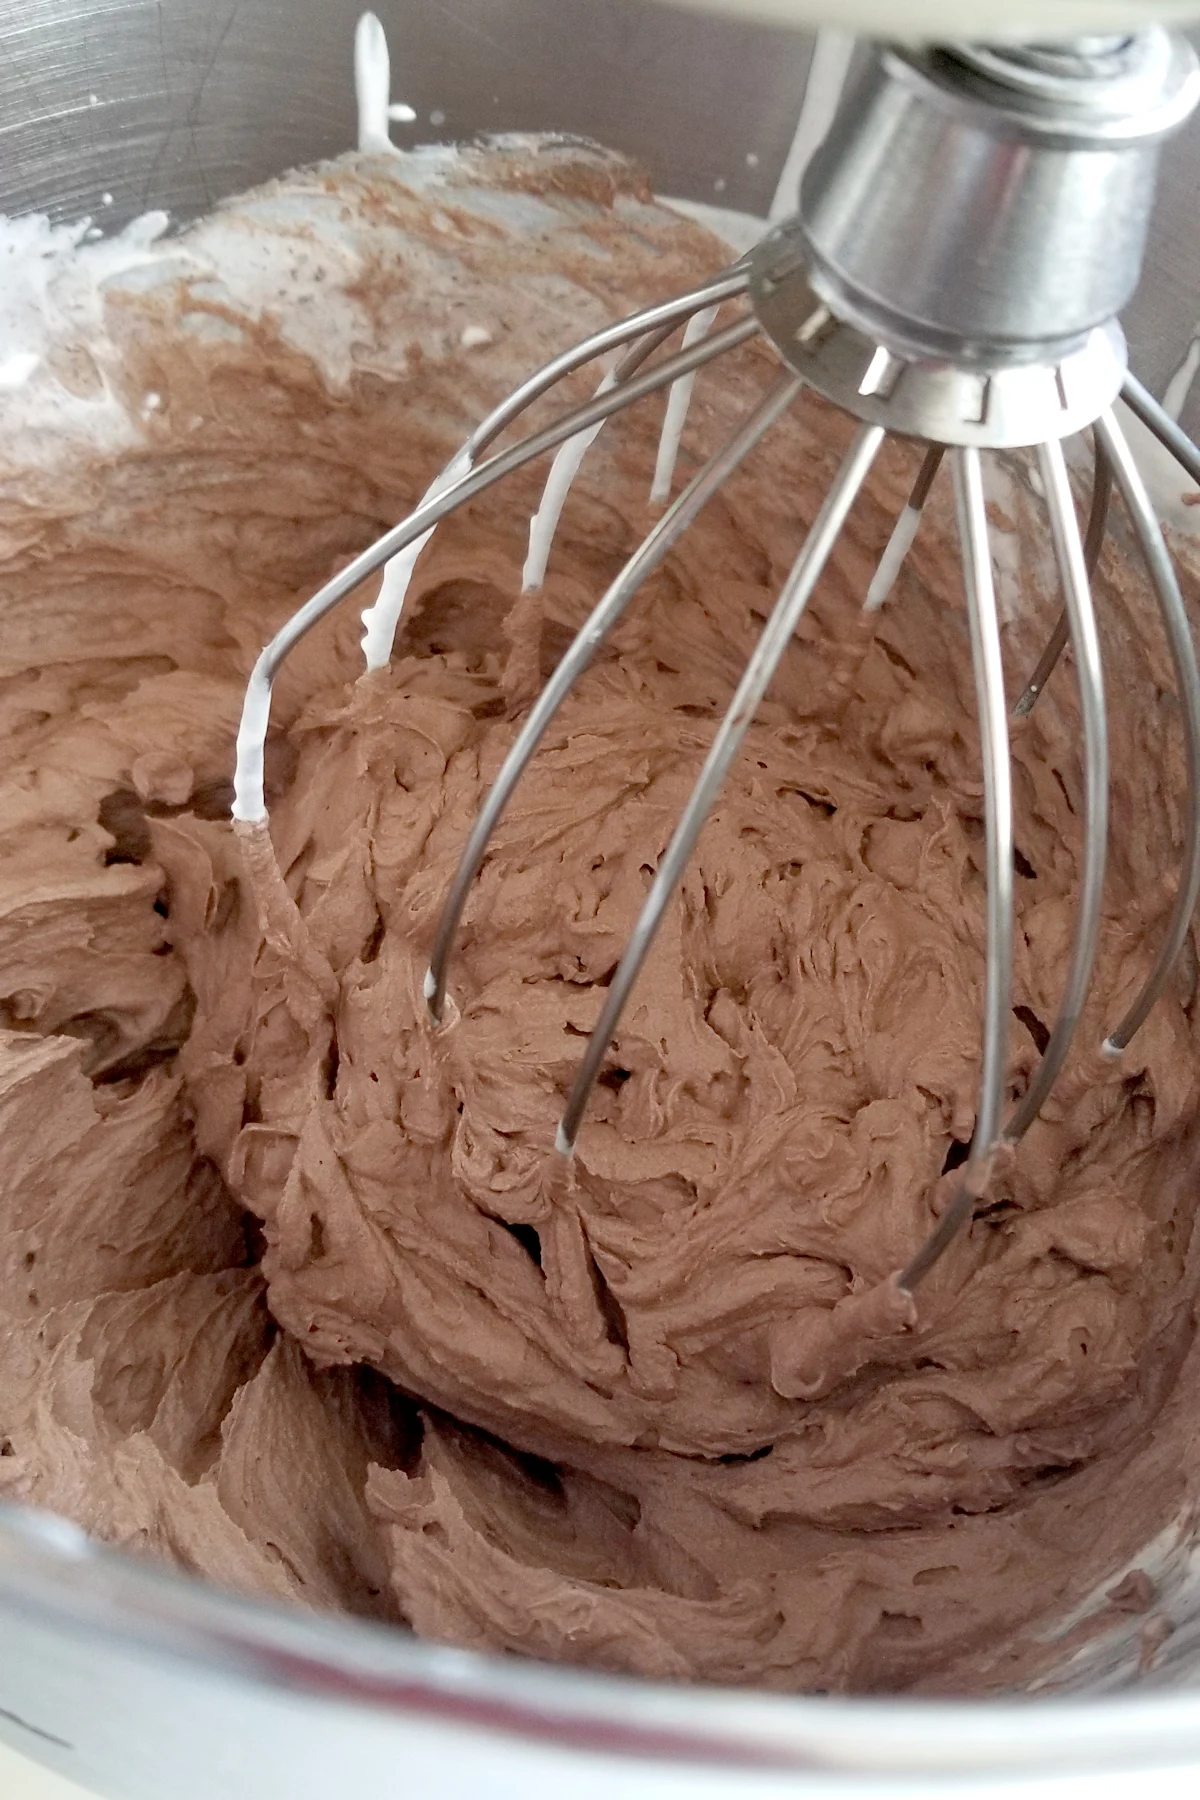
895 436 1112 1291
1012 394 1200 1054
1004 437 1109 1144
1096 409 1200 1053
896 447 1015 1290
1010 437 1113 717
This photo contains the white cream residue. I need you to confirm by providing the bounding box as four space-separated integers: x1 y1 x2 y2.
355 12 417 156
522 366 620 595
0 209 174 462
768 29 855 222
360 449 473 673
650 303 719 504
1163 326 1200 422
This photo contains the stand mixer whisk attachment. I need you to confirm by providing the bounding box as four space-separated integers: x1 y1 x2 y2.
233 27 1200 1307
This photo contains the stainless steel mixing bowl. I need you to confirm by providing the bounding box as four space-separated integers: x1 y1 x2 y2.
4 4 1200 1794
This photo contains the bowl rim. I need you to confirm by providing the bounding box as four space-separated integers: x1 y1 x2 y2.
3 1499 1200 1780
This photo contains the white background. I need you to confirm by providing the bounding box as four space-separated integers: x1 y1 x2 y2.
0 1742 96 1798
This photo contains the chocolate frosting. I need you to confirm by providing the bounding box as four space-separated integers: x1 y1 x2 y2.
2 139 1200 1694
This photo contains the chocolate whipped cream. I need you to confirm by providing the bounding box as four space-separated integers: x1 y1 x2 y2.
2 138 1200 1695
